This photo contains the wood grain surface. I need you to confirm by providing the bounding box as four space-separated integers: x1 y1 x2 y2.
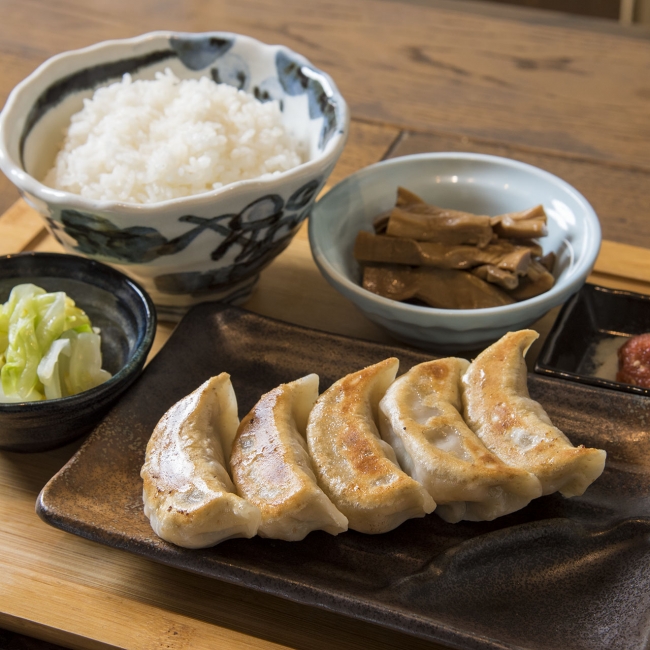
0 1 649 649
1 0 649 168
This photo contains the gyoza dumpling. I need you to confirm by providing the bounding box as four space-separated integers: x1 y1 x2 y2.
462 330 607 497
141 374 261 549
306 358 436 534
230 374 348 541
378 358 543 522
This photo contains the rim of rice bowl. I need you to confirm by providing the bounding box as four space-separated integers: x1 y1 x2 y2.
0 31 350 214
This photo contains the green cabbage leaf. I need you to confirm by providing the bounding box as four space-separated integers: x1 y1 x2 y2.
0 284 111 402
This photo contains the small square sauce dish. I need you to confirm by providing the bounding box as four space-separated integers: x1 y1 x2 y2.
535 283 650 397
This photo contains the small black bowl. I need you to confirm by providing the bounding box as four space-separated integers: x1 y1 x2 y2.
535 283 650 397
0 252 156 451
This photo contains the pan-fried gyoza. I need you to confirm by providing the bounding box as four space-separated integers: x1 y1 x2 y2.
142 332 606 547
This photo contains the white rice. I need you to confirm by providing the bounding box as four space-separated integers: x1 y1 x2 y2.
44 69 303 204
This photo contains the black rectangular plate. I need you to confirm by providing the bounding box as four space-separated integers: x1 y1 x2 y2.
536 283 650 397
38 304 650 650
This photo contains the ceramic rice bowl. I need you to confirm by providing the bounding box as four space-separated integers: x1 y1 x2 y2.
0 32 348 320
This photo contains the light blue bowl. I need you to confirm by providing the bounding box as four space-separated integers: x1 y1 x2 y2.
309 153 601 351
0 32 348 320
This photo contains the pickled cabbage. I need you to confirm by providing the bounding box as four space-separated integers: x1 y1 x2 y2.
0 284 111 402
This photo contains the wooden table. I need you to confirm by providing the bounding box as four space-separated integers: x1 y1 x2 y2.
1 1 649 649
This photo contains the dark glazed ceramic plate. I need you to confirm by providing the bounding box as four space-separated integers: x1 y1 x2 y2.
38 304 650 650
536 283 650 397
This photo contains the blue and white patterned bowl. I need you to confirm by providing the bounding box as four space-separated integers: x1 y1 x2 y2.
0 32 349 319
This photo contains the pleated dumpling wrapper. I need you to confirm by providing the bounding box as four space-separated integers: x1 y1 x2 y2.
141 374 261 549
378 358 543 522
306 358 435 534
462 330 607 497
230 374 348 541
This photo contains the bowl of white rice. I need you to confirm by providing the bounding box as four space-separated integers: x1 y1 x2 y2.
0 32 349 318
